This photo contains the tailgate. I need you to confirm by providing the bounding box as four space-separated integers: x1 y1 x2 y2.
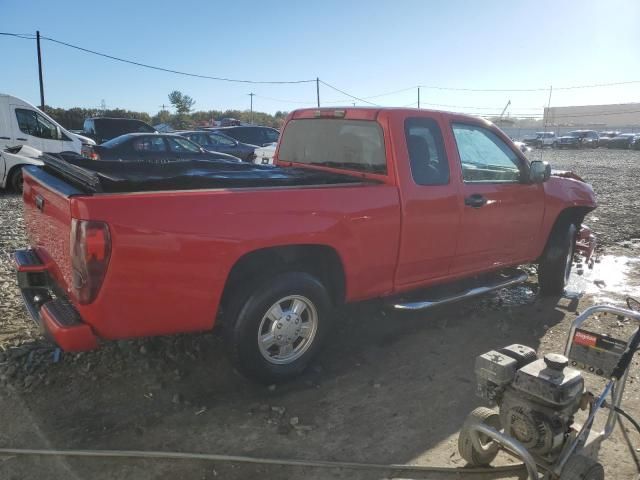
22 166 83 294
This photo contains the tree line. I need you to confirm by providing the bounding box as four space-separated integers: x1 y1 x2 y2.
44 91 288 131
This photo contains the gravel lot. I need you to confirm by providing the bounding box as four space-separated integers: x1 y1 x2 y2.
0 148 639 480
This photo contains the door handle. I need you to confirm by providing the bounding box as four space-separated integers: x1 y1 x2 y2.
0 136 10 140
16 137 27 141
464 194 488 208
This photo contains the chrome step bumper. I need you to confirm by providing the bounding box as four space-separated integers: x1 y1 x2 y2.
391 269 528 311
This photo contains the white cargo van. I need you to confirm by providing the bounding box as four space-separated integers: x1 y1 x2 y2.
0 94 94 154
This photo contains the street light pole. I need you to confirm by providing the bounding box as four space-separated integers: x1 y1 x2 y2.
36 31 45 111
248 93 255 124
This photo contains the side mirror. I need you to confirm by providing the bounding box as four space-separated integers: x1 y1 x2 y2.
529 160 551 183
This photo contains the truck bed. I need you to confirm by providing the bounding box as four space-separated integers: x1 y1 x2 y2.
39 153 371 194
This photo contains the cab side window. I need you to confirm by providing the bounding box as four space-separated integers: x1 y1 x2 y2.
452 123 522 183
16 109 60 140
404 117 449 185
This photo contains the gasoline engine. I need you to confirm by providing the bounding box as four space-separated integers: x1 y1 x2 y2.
458 302 640 480
474 344 585 459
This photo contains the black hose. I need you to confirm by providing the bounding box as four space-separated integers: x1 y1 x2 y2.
615 406 640 437
0 447 526 476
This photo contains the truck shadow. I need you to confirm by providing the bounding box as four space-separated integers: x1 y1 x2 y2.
0 286 573 479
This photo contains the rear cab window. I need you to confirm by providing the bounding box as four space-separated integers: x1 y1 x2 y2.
404 117 449 185
278 119 386 174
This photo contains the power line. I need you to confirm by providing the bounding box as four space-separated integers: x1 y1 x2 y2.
318 81 380 106
0 32 36 39
1 32 315 85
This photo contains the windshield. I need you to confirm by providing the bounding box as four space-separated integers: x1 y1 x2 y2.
567 131 586 137
278 119 387 174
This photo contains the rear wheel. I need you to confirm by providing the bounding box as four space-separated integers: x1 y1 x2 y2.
560 454 604 480
223 272 332 383
458 407 502 466
538 221 577 296
9 168 24 193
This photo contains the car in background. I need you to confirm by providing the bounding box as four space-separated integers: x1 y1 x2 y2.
512 141 532 154
83 133 241 162
0 93 95 154
178 130 256 161
1 145 44 192
220 118 241 126
83 117 157 144
522 132 557 148
606 133 640 149
210 125 280 147
253 142 278 165
556 130 599 149
597 131 621 147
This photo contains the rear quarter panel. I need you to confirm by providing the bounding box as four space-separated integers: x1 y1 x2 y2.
71 184 401 339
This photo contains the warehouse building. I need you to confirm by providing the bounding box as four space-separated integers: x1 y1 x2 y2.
543 102 640 130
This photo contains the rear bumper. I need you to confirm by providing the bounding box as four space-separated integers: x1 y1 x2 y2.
14 249 98 352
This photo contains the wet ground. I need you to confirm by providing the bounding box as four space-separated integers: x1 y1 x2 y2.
0 148 639 479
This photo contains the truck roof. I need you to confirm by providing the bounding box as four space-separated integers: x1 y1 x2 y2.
289 106 493 125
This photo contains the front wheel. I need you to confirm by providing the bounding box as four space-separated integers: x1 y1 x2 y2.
9 168 24 193
224 272 332 383
538 222 577 295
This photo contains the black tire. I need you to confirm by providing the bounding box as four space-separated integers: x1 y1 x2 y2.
560 454 604 480
458 407 502 466
538 221 577 296
9 168 24 193
223 272 332 383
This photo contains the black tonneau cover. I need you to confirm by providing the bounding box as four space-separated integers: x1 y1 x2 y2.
39 153 374 194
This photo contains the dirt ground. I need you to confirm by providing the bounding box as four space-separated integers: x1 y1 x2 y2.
0 148 639 480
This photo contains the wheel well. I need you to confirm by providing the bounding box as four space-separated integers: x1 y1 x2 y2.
540 206 594 258
553 206 594 230
220 245 346 312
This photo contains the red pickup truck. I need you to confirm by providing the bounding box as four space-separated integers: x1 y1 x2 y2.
15 108 596 382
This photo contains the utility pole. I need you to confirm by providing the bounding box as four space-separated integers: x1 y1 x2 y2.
248 93 255 124
417 87 420 109
316 77 320 108
36 31 45 111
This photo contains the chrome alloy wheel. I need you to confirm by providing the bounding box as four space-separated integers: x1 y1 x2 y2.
257 295 318 364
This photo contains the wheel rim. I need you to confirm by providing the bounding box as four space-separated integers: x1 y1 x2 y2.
257 295 318 365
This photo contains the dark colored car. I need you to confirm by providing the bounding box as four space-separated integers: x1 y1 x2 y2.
598 131 620 147
85 133 241 162
606 133 640 149
556 130 599 149
82 117 157 144
210 126 280 147
178 130 257 161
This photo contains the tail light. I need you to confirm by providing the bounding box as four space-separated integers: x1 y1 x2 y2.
70 219 111 304
81 145 100 160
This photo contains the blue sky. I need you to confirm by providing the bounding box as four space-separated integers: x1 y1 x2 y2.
2 0 639 116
